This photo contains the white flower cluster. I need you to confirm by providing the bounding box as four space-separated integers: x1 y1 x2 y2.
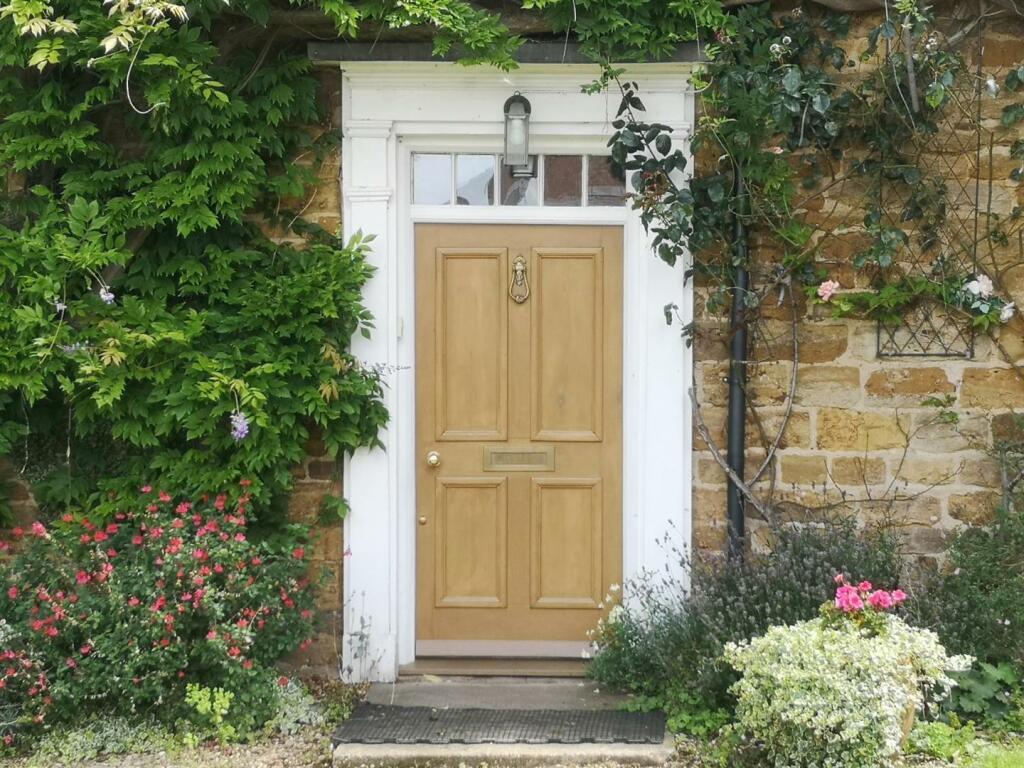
0 618 13 646
723 615 972 768
963 273 1014 323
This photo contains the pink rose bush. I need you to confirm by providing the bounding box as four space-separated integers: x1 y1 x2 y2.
0 484 318 748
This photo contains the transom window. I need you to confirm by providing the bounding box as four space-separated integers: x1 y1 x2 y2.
411 153 627 208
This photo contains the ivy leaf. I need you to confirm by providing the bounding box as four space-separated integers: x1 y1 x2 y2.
811 92 830 114
782 68 803 95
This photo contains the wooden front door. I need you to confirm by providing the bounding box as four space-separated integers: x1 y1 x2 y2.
415 223 623 657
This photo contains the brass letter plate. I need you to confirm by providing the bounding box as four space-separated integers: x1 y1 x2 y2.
483 445 555 472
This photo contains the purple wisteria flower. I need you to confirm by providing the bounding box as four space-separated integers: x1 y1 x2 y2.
99 288 115 305
230 411 250 442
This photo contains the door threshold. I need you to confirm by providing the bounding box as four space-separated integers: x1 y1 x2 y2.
400 657 587 678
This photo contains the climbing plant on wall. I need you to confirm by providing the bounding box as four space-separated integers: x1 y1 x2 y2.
0 0 556 520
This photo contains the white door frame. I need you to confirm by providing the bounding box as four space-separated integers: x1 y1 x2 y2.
338 61 696 682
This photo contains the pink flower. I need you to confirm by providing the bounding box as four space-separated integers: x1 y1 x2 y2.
6 587 17 600
30 522 47 537
817 279 841 301
75 571 90 585
833 573 845 585
128 596 140 607
159 491 172 503
80 644 92 655
292 547 305 560
234 533 246 543
868 590 894 609
857 581 873 593
891 589 907 604
66 658 77 669
835 584 864 612
141 485 152 493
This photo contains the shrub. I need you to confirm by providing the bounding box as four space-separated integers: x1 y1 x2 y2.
907 505 1024 667
588 518 903 726
0 484 317 748
723 580 971 768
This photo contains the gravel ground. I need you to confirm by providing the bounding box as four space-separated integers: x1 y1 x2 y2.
0 731 334 768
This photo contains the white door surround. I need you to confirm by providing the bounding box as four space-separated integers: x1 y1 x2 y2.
338 61 696 682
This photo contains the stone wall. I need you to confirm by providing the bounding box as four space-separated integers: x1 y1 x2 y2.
691 13 1024 563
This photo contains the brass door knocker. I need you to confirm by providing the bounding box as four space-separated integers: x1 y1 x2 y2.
509 255 530 304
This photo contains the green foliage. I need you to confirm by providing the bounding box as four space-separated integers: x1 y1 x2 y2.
906 717 977 762
0 0 417 515
907 505 1024 668
524 0 730 63
588 518 904 731
27 717 177 765
949 663 1021 724
184 684 238 745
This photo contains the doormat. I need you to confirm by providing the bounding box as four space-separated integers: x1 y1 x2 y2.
331 704 666 746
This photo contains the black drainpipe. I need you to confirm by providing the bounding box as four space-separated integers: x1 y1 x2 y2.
725 166 748 559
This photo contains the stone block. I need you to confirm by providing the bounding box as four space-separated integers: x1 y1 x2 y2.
780 455 829 485
902 526 951 556
948 491 1001 526
832 457 887 485
960 456 1001 488
865 367 954 404
911 412 990 453
961 368 1024 409
795 366 861 407
817 408 910 451
894 457 956 486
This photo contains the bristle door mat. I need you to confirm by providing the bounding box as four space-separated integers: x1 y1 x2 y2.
331 704 666 746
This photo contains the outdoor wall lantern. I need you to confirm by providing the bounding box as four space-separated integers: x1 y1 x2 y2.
503 92 533 177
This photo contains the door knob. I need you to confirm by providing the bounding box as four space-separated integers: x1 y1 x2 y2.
426 450 441 467
418 516 428 525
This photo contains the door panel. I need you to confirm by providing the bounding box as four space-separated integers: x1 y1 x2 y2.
434 478 508 608
530 478 603 609
416 224 622 654
434 248 508 440
531 248 603 441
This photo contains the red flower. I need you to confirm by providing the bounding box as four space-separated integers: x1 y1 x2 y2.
30 522 47 537
128 596 140 606
214 494 227 511
62 514 74 523
171 519 184 529
80 534 92 544
228 647 241 657
141 485 152 493
80 644 92 655
292 547 305 560
242 659 253 669
193 548 208 561
45 627 58 637
132 535 144 546
234 533 246 543
66 658 77 669
176 502 192 515
277 676 289 687
240 478 252 488
106 524 119 534
75 571 90 585
6 586 17 600
93 531 108 542
11 527 23 538
159 491 172 503
107 548 118 557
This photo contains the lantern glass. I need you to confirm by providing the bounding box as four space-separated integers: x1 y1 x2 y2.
503 94 531 167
